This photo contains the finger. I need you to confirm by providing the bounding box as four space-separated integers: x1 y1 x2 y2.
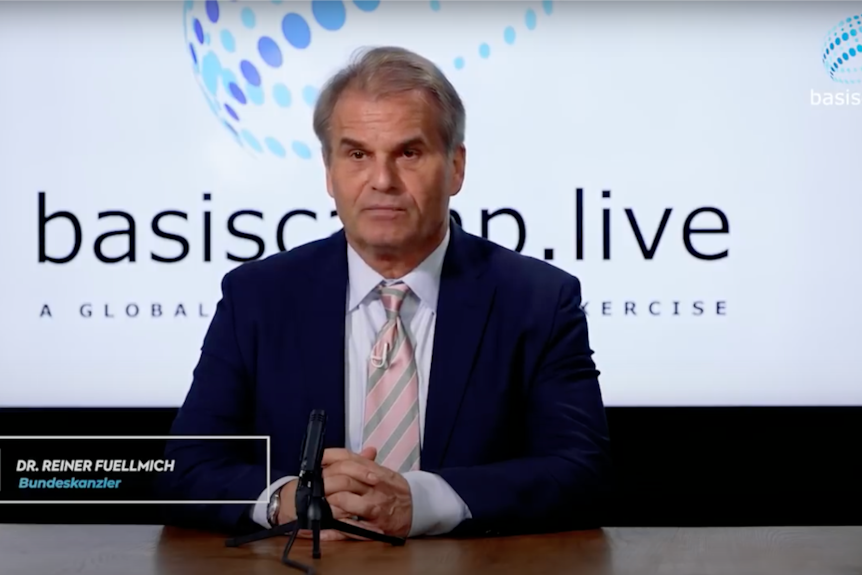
329 504 349 519
359 446 377 461
324 474 372 496
321 448 359 466
322 460 380 485
328 491 379 520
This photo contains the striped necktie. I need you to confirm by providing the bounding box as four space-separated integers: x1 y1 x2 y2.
362 282 421 473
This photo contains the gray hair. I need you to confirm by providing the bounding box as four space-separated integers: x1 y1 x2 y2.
312 46 466 162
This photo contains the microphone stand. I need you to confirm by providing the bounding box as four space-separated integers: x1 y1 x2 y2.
225 411 405 574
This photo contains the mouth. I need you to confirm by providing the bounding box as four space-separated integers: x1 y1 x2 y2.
364 206 406 213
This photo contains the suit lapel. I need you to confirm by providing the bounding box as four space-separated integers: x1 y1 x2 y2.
296 231 348 449
422 224 496 470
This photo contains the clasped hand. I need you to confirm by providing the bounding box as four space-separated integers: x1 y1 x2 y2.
295 446 413 541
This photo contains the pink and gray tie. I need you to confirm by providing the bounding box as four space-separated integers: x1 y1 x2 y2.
362 282 421 473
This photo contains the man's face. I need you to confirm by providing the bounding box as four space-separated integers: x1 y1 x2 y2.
324 88 465 255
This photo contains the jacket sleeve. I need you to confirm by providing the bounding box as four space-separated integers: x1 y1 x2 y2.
156 269 290 534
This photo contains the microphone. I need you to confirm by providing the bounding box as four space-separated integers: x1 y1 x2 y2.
299 409 326 477
226 408 404 570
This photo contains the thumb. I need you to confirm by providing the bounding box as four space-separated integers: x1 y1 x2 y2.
359 446 377 461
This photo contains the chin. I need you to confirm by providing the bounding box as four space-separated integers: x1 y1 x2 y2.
364 234 410 252
355 227 410 249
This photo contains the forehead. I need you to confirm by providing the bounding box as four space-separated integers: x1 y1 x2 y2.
330 89 441 144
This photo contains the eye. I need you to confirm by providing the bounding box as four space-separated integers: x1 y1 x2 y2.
402 148 419 159
349 150 366 160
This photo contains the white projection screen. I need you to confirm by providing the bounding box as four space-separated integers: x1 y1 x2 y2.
1 1 860 407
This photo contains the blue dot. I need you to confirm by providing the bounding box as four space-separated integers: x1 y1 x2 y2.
838 58 843 64
542 0 552 15
229 83 247 104
241 129 263 152
831 43 835 49
844 52 850 59
312 0 346 31
353 0 380 11
293 141 312 159
241 7 256 28
479 43 490 58
221 68 238 93
240 60 261 86
189 43 198 64
853 29 858 36
205 0 220 23
844 33 850 40
265 137 287 157
836 37 842 46
848 17 853 23
851 48 857 57
193 18 204 44
220 29 235 52
282 13 311 48
525 8 537 30
430 0 441 10
224 103 239 121
454 56 464 70
246 83 264 105
858 44 862 51
856 15 860 19
273 83 292 107
258 36 283 67
303 85 318 107
201 52 222 95
504 26 515 44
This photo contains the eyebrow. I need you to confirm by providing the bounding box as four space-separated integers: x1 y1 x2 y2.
337 136 428 150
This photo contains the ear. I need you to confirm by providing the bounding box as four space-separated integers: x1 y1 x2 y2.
448 144 466 198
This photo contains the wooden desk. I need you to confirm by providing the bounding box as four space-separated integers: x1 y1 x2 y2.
1 524 860 575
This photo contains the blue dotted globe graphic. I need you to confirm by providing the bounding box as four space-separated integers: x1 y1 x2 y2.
183 0 554 160
821 14 862 84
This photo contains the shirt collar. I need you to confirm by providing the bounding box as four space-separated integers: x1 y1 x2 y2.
347 226 450 313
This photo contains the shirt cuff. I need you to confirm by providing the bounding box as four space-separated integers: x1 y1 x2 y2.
250 475 297 528
403 470 472 537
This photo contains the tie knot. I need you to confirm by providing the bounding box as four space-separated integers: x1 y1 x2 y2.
378 282 410 318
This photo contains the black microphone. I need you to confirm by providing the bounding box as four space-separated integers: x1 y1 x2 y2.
226 407 404 567
299 409 326 477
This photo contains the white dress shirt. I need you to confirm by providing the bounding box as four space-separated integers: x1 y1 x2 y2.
252 227 472 536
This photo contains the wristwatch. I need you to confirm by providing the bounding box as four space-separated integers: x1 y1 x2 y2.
267 488 281 527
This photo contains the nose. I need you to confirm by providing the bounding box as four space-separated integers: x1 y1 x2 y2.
369 156 398 193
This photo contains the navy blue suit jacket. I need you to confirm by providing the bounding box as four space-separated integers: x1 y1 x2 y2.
159 222 612 536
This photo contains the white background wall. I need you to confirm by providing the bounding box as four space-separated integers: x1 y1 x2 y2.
1 1 860 406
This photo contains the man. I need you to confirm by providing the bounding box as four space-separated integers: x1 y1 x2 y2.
160 46 611 539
